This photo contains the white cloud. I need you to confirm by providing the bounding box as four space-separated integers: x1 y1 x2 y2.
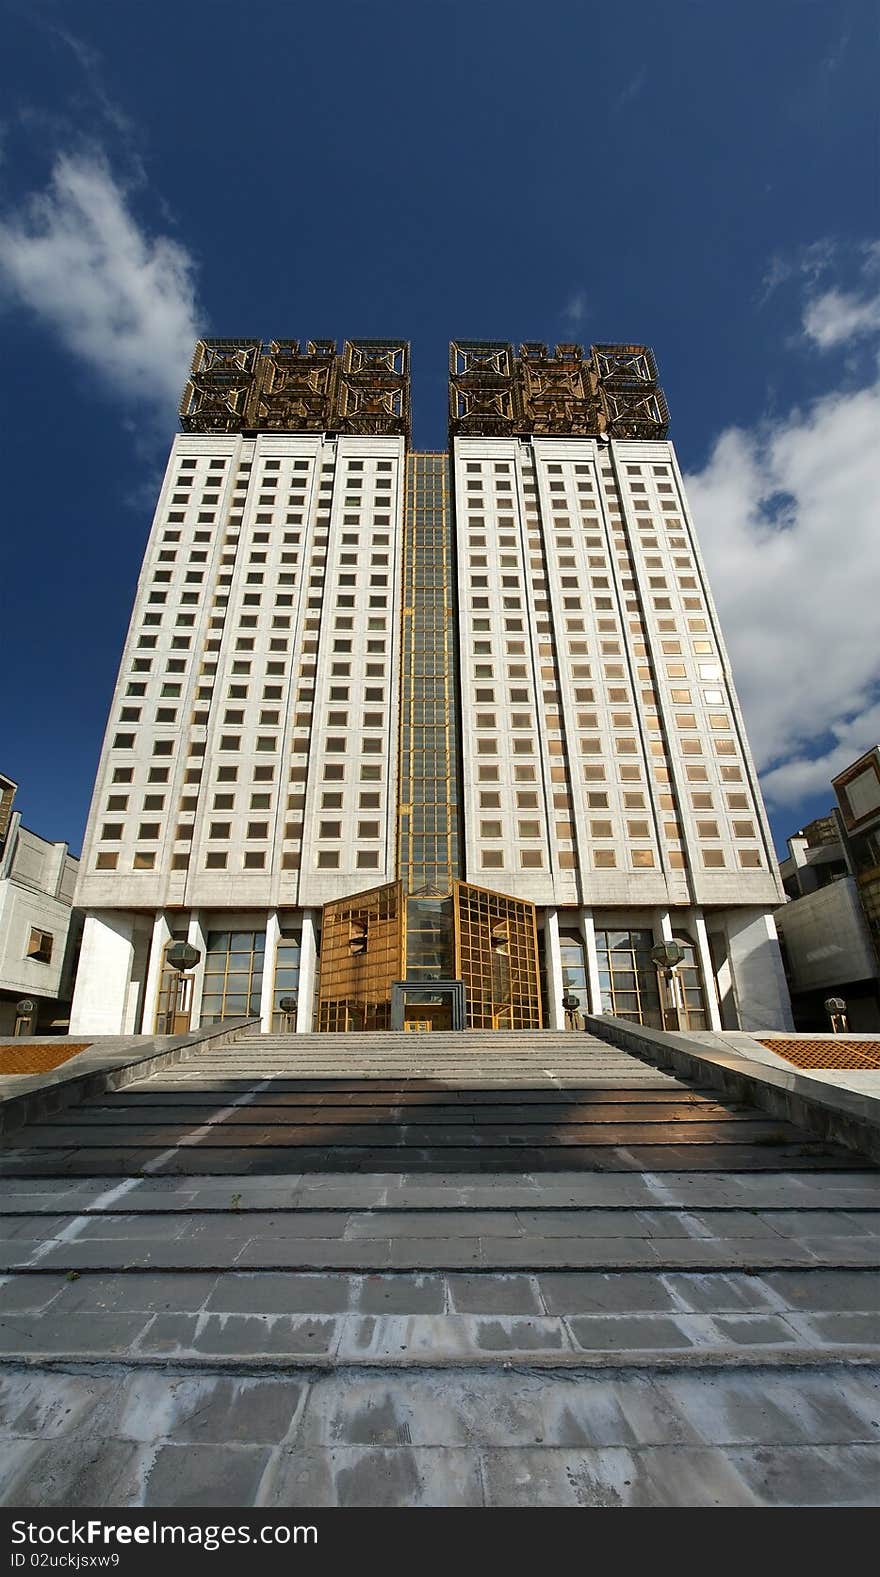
615 67 646 109
685 250 880 812
562 291 587 325
0 153 204 413
803 285 880 349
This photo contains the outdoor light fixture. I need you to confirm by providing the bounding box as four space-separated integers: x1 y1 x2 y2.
650 941 685 971
824 996 848 1034
165 941 200 973
651 940 686 1032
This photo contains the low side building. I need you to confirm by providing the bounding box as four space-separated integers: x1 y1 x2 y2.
776 808 880 1031
0 774 83 1035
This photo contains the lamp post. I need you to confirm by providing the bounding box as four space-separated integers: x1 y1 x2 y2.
165 942 200 974
824 996 848 1034
162 942 200 1034
278 995 297 1034
14 998 35 1038
650 940 686 1032
561 992 581 1032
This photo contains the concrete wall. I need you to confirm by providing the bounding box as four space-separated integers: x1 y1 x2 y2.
775 876 878 993
721 909 793 1032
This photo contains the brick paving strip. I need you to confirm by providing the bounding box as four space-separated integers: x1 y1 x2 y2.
757 1038 880 1071
0 1027 878 1507
0 1044 91 1076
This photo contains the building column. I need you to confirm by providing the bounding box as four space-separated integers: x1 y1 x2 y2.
543 908 565 1029
142 912 173 1036
297 908 318 1033
187 911 208 1028
652 908 673 945
260 911 279 1033
692 908 723 1031
69 912 135 1035
579 908 603 1016
123 925 152 1034
724 909 794 1032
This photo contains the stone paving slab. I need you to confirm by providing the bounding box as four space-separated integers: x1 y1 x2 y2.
4 1168 872 1212
3 1363 878 1505
5 1266 879 1325
1 1026 878 1505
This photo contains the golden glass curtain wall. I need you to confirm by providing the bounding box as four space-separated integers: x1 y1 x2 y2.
68 339 794 1039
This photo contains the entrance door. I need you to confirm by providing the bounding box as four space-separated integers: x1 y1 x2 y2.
403 1001 453 1032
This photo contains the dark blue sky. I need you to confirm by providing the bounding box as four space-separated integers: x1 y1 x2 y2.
1 0 877 858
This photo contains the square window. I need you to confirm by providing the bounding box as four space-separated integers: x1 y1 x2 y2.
205 851 227 869
520 850 543 868
481 850 504 868
25 928 53 963
356 851 379 869
317 850 339 869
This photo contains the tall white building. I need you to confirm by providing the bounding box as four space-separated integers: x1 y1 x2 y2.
70 338 792 1037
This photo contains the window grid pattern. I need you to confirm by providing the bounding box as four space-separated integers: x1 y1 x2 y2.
201 929 265 1023
271 932 301 1031
559 933 589 1012
398 453 462 891
595 928 662 1028
454 880 541 1030
317 882 402 1032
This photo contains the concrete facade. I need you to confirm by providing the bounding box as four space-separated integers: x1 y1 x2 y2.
776 785 880 1030
70 350 792 1038
0 797 81 1036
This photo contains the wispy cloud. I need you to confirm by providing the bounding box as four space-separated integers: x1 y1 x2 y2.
757 237 837 307
615 67 646 110
29 14 145 177
562 291 587 326
823 29 850 72
686 243 880 812
0 152 205 416
803 247 880 347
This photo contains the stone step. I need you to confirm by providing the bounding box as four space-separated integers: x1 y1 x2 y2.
3 1171 878 1212
3 1213 879 1274
2 1265 879 1368
3 1361 879 1506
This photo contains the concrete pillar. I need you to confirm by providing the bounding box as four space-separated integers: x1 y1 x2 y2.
187 911 208 1028
142 912 173 1035
297 908 318 1032
692 908 723 1031
543 908 565 1029
724 909 794 1032
652 908 674 944
69 912 135 1035
123 926 151 1034
260 910 280 1033
579 908 603 1016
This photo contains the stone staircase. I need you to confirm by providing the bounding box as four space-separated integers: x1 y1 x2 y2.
0 1028 878 1505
